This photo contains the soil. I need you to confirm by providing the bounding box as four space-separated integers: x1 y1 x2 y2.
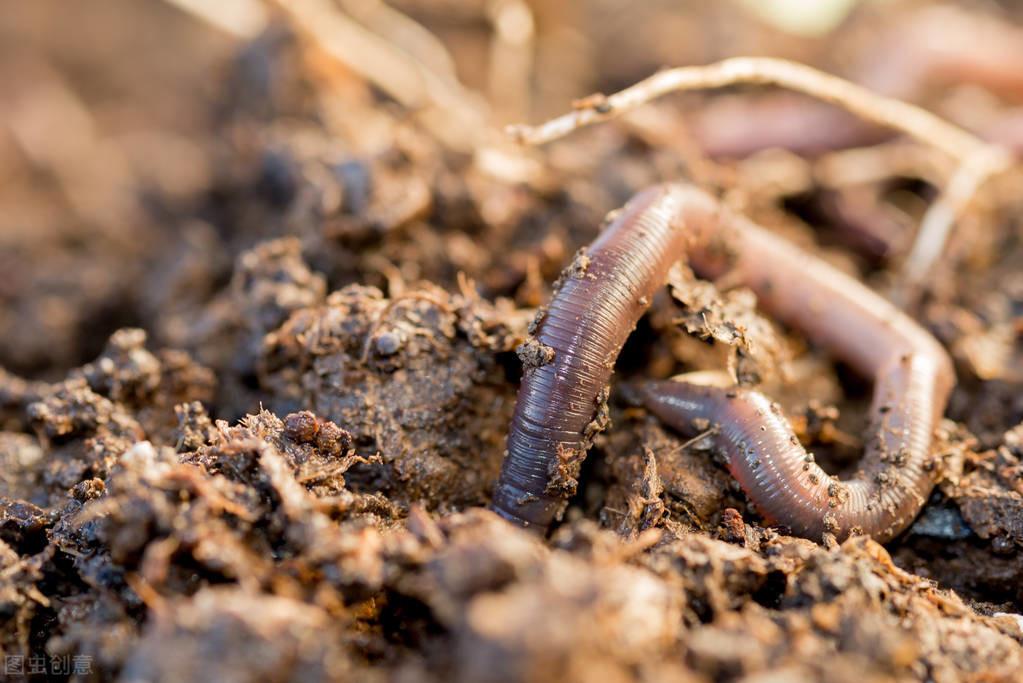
1 1 1022 681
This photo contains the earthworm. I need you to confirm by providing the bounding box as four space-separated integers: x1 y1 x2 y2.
492 182 954 541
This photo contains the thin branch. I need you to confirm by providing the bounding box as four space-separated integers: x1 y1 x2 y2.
677 426 720 452
161 0 267 38
338 0 459 82
901 147 1008 288
275 0 489 151
506 57 995 163
486 0 535 123
813 142 952 190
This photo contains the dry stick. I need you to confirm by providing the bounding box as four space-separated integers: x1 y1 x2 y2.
901 147 1009 290
161 0 267 38
163 0 467 122
274 0 488 151
813 142 953 190
507 57 1014 285
168 0 512 154
338 0 460 83
486 0 536 123
506 58 988 159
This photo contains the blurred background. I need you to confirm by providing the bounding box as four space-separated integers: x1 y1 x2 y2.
2 0 1022 391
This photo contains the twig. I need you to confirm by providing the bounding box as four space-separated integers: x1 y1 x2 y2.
160 0 267 38
275 0 488 151
338 0 459 82
506 57 989 162
813 142 952 190
486 0 535 123
677 426 720 451
901 147 1009 289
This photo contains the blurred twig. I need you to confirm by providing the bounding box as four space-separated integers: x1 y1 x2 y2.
163 0 490 151
338 0 459 83
3 61 139 235
487 0 535 124
813 142 952 190
161 0 268 37
902 148 1008 289
276 0 489 152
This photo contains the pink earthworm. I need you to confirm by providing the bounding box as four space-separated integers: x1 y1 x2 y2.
693 6 1023 158
492 182 954 541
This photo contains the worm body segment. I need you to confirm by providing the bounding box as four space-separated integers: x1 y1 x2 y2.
492 186 720 527
493 183 954 540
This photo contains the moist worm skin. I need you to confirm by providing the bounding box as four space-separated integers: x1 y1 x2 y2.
493 182 954 540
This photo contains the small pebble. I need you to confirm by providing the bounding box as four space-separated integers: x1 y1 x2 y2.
375 330 403 356
992 535 1017 555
